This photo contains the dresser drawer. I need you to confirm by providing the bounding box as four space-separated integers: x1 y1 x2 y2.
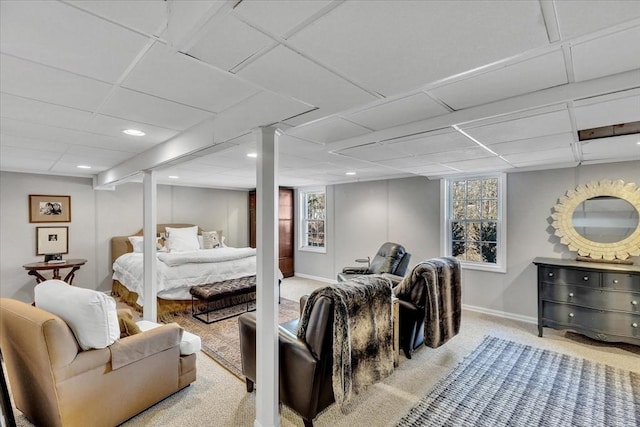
541 266 601 287
542 302 640 339
602 272 640 292
541 284 640 313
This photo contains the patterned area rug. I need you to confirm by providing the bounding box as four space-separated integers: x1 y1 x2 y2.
397 336 640 426
170 298 301 380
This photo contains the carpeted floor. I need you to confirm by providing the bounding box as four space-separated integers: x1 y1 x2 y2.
396 336 640 426
169 298 301 379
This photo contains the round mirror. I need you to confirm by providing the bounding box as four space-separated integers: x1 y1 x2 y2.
551 180 640 262
572 196 639 243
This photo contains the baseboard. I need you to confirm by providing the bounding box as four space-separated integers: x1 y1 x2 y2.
462 304 537 325
293 273 336 284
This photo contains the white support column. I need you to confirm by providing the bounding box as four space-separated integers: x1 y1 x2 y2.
142 170 158 322
254 127 279 427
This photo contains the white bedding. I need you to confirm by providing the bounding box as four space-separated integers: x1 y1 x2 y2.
112 248 258 306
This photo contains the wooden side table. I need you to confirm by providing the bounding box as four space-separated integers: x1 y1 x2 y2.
22 259 87 286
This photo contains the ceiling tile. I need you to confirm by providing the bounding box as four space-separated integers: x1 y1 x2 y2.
84 114 178 144
289 1 548 95
336 142 412 162
404 163 461 176
387 129 477 156
462 109 573 144
188 16 273 71
345 93 449 131
413 147 493 164
123 42 259 113
429 50 568 110
488 133 575 155
442 156 513 172
581 134 640 162
0 54 112 111
555 1 640 39
0 94 92 130
234 0 333 37
571 26 640 82
0 1 150 82
238 45 377 113
100 88 213 130
67 0 168 35
288 117 371 144
503 147 575 166
0 132 69 152
573 89 640 130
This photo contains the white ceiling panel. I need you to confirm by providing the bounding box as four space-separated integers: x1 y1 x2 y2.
0 152 58 173
337 142 411 162
488 133 575 155
571 26 640 82
188 15 274 71
84 114 177 145
413 146 493 164
288 117 371 144
0 132 69 152
502 147 575 166
443 156 512 172
289 1 549 95
124 43 259 113
234 0 333 37
404 163 461 175
429 51 568 110
462 109 573 144
67 0 168 36
574 89 640 130
388 129 477 156
345 93 449 131
238 45 377 113
581 134 640 161
0 1 149 83
101 88 213 130
555 1 640 39
0 94 92 130
0 54 113 111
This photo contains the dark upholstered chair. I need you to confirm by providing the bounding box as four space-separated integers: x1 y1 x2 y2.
238 296 334 427
337 242 411 282
386 273 425 358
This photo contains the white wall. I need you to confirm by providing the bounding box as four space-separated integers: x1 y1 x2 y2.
294 161 640 320
0 172 249 301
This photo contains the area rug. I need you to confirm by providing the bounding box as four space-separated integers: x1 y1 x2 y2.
396 336 640 426
169 298 301 380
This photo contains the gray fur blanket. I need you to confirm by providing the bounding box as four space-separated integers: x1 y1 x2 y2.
297 275 394 409
393 257 461 348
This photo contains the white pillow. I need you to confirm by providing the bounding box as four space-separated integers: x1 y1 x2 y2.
165 226 200 252
34 280 119 350
128 236 144 253
202 230 222 249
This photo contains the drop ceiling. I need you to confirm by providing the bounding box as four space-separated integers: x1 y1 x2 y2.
1 0 639 190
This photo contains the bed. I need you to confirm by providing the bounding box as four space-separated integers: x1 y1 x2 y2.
111 224 264 320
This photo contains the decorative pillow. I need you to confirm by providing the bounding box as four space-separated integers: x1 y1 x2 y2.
202 230 223 249
128 236 144 253
165 226 200 252
34 280 120 350
118 313 141 338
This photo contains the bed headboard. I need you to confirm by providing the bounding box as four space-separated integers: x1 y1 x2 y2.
110 224 204 265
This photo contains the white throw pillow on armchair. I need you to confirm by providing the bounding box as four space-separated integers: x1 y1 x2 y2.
34 280 120 350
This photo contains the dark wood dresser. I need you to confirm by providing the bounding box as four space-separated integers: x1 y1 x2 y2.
533 257 640 346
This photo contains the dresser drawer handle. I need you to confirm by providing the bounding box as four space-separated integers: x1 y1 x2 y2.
613 279 619 284
569 313 575 318
633 300 638 306
633 323 638 328
583 276 589 281
568 292 574 298
548 272 554 277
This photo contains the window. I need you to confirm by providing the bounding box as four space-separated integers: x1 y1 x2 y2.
299 188 326 252
442 174 506 272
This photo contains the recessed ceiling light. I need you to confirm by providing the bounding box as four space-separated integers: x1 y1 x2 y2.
123 129 145 136
168 175 179 179
77 165 91 169
636 141 640 145
247 153 257 158
345 171 357 176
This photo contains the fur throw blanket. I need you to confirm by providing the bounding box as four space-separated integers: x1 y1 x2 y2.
393 257 461 348
297 275 394 409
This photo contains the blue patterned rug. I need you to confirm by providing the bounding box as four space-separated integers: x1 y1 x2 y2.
397 336 639 426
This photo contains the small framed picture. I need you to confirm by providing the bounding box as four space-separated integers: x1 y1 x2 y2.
36 227 69 255
29 195 71 223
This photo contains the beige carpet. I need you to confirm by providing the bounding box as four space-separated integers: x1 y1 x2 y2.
169 298 301 379
12 276 640 427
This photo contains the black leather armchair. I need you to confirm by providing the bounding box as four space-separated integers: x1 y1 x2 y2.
238 295 334 427
337 242 411 282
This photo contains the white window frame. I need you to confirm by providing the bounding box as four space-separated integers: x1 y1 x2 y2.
299 186 326 253
440 173 507 273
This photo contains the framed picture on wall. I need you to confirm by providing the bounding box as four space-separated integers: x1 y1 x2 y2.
36 227 69 255
29 195 71 223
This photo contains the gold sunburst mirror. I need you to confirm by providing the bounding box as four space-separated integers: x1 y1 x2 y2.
551 180 640 264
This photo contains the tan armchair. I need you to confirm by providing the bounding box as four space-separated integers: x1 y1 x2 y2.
0 298 196 427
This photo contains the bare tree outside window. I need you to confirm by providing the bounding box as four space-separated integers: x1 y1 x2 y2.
302 191 325 248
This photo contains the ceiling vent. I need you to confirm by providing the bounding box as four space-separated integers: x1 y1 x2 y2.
578 121 640 141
